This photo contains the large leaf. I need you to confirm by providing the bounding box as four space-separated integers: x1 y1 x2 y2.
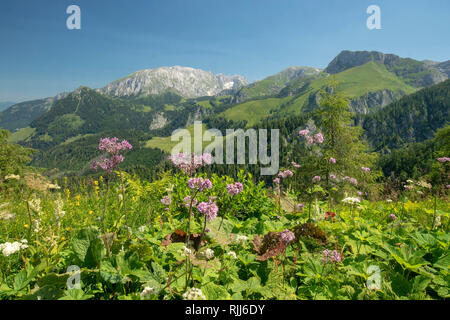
201 282 231 300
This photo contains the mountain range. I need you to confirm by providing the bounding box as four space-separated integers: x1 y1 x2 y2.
1 50 449 178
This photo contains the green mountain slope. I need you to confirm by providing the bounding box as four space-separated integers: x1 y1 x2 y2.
325 50 448 87
232 66 322 103
220 62 416 126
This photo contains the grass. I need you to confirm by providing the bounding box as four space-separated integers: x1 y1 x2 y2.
145 123 208 153
220 96 293 127
8 127 36 143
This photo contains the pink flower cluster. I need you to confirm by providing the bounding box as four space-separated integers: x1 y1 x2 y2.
280 229 295 243
321 249 342 265
91 137 132 173
329 158 336 164
291 161 301 168
343 176 358 185
161 196 171 206
361 167 371 172
278 170 294 178
298 129 324 145
197 200 219 220
298 129 310 136
273 178 280 184
183 196 198 207
98 137 133 154
389 214 396 220
226 182 244 196
312 175 321 183
188 177 212 191
437 157 450 163
168 153 212 175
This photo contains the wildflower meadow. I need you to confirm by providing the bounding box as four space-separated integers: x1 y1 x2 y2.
0 123 449 301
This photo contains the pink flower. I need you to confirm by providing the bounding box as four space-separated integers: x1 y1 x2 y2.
306 136 314 145
188 178 212 191
389 214 396 220
312 176 321 183
314 133 324 144
197 201 219 220
183 196 198 207
357 191 363 196
298 129 310 136
284 170 294 177
278 170 294 178
280 230 295 243
98 137 133 154
329 158 336 164
168 153 212 175
437 157 450 163
321 249 342 264
329 174 336 179
226 182 244 196
349 178 358 185
91 137 132 173
161 196 171 206
291 161 301 168
273 178 280 184
361 167 371 172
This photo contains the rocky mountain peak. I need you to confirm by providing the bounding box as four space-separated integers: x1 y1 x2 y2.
325 50 401 74
98 66 248 98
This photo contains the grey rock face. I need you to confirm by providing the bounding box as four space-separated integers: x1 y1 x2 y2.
436 60 450 77
349 89 405 114
149 112 168 130
99 66 248 98
325 50 401 74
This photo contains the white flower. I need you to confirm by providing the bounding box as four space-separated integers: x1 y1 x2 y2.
140 286 157 299
235 235 248 243
183 288 206 300
32 219 41 233
28 198 42 215
182 246 193 257
0 241 28 257
434 215 441 229
204 248 214 260
48 183 61 190
54 199 65 220
137 226 146 233
341 197 361 205
227 251 237 259
5 174 20 180
386 199 393 203
0 211 15 221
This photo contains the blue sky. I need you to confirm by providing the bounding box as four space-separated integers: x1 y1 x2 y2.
0 0 449 102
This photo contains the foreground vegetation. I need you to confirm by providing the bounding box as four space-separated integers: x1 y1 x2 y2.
0 169 448 300
0 87 448 300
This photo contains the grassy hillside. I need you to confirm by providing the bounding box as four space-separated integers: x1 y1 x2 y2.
220 96 293 127
220 62 416 126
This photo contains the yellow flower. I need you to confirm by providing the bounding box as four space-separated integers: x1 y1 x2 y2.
89 210 93 215
94 181 98 186
24 224 29 228
61 236 66 241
